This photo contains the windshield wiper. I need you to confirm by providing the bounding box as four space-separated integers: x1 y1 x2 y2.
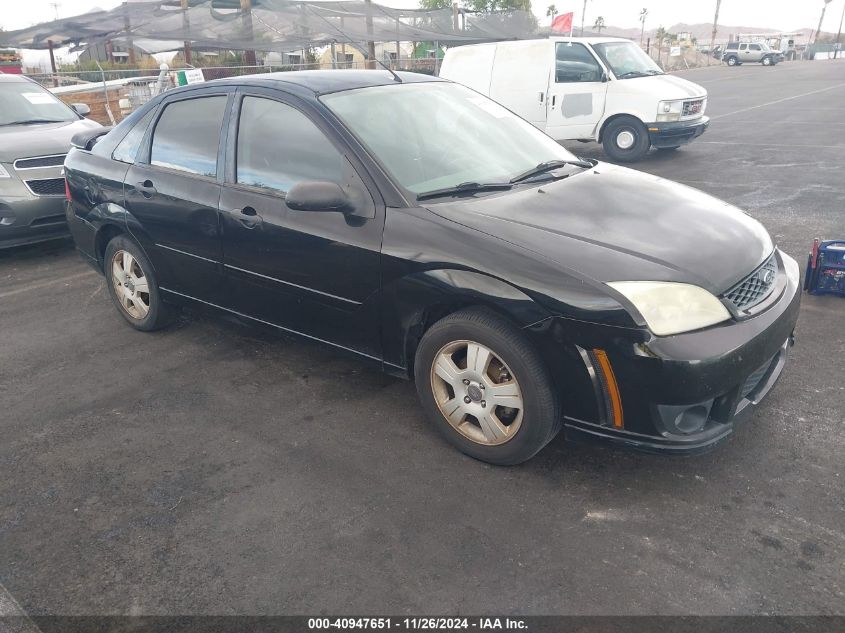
416 181 513 201
509 159 592 184
0 118 67 126
615 71 650 79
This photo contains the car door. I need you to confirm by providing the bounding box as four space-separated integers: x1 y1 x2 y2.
219 90 384 359
748 43 762 62
124 90 232 303
487 39 552 129
738 43 750 62
545 42 608 141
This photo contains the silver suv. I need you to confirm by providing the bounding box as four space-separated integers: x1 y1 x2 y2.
0 74 100 249
722 41 782 66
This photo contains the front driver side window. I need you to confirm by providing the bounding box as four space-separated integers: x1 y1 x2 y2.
236 97 343 193
555 43 603 83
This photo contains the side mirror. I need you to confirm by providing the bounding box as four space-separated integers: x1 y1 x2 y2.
601 71 609 82
72 103 91 116
285 181 353 214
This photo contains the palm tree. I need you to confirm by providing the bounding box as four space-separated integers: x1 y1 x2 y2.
593 15 605 33
639 7 649 46
546 4 557 20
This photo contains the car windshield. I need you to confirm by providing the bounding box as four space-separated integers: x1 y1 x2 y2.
592 41 664 78
0 81 78 126
321 82 579 196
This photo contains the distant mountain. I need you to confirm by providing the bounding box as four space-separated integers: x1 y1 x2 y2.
589 22 828 44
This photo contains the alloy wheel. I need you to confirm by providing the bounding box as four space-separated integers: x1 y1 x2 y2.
429 339 524 446
111 250 150 320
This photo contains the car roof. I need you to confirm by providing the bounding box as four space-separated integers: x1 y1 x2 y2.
0 74 32 83
205 69 445 96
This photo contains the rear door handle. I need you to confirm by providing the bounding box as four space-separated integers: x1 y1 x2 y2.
137 180 156 198
234 205 262 228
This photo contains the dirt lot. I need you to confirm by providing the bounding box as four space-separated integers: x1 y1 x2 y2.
1 60 843 616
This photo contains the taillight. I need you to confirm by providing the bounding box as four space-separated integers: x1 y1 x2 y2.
64 176 71 201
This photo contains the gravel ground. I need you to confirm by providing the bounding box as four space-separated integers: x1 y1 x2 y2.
0 60 843 616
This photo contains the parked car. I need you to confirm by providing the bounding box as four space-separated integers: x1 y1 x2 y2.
439 37 709 162
64 71 800 465
722 41 782 66
0 74 100 249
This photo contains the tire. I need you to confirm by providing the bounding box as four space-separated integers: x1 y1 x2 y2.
602 116 650 163
726 56 738 66
104 235 173 331
414 307 561 465
762 56 772 66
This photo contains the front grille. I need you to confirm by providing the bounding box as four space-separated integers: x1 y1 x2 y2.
683 99 704 117
14 154 66 170
740 355 776 400
24 178 66 197
723 254 778 313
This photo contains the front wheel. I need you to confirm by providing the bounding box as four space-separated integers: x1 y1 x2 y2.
104 235 173 331
602 116 650 163
762 56 772 66
414 308 561 465
726 56 738 66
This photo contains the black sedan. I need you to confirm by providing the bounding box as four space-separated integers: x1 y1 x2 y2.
64 71 800 465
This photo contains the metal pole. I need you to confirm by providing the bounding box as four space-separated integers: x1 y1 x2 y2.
708 0 721 66
580 0 587 36
365 0 377 69
836 0 844 47
181 0 192 65
95 61 116 126
813 0 832 45
47 40 58 87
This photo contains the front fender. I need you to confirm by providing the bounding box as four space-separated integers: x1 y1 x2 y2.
380 267 551 375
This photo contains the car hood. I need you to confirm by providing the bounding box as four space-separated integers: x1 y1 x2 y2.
0 118 100 163
424 163 773 294
613 73 706 100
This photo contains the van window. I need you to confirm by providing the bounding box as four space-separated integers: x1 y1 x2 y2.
555 43 603 83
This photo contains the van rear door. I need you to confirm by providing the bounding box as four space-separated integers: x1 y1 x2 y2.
488 40 553 129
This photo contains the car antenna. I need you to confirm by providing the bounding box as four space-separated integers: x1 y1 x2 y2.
370 51 404 83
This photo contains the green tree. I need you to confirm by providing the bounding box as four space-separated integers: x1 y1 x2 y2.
419 0 453 9
593 15 604 33
546 4 557 19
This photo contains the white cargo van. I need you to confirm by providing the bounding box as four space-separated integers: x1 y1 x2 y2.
439 37 709 162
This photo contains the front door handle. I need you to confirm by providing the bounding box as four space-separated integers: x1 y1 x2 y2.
137 180 156 198
234 205 262 228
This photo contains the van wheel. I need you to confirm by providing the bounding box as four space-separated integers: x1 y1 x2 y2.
602 116 650 163
414 308 561 465
104 235 173 331
726 56 738 66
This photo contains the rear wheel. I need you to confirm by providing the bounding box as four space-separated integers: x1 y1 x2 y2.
414 308 561 465
104 235 173 331
602 116 650 163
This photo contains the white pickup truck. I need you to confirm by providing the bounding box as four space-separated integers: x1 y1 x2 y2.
439 37 709 162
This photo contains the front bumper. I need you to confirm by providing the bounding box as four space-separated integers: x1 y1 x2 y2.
0 194 70 249
542 249 801 455
647 116 710 148
0 162 69 249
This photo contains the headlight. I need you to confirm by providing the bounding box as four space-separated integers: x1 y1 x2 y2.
606 281 731 336
656 100 683 122
0 164 11 179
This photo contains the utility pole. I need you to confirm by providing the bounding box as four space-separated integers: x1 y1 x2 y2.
836 0 844 57
47 39 58 86
580 0 588 36
365 0 377 70
181 0 192 65
123 3 136 66
639 8 648 46
812 0 833 44
708 0 721 66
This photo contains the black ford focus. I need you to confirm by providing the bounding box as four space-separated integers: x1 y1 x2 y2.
64 71 800 465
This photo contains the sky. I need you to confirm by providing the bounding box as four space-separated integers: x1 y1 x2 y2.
2 0 843 34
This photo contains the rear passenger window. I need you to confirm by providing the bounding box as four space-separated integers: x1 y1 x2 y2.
555 43 602 83
150 96 227 177
111 108 156 163
236 97 343 193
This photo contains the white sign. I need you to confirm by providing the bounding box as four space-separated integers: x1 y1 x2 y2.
182 68 205 84
22 92 55 105
670 46 682 57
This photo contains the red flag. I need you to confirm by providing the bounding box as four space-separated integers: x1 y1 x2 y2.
551 12 574 33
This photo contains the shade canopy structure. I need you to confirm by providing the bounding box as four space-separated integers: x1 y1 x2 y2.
0 0 538 54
